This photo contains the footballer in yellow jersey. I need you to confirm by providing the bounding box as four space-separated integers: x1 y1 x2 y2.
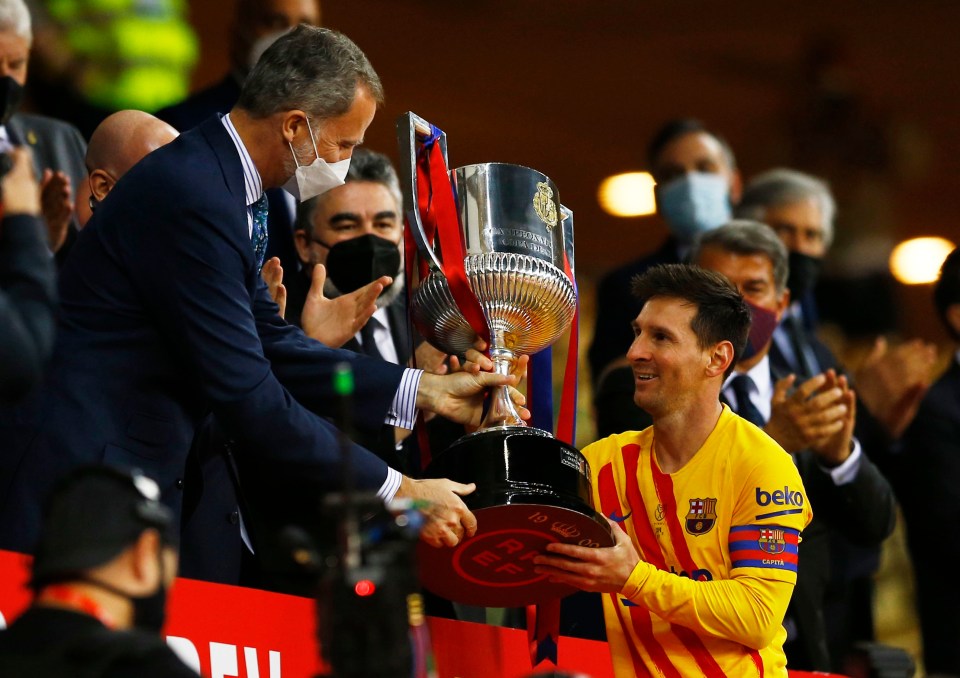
584 406 811 677
537 263 811 676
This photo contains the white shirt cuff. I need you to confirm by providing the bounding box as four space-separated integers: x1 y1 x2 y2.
821 438 862 485
385 368 423 430
377 467 403 502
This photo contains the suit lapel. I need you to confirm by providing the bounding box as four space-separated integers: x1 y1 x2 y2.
197 115 247 205
4 115 23 144
196 115 257 294
386 298 411 364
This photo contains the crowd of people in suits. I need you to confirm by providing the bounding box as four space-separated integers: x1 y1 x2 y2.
0 0 957 675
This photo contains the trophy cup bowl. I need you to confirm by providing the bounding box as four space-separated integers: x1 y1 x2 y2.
400 117 614 607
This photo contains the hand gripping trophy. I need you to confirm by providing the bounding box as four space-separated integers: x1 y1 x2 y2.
398 113 614 607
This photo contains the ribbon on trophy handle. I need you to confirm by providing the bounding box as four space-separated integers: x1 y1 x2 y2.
409 120 490 347
401 115 491 468
525 209 579 668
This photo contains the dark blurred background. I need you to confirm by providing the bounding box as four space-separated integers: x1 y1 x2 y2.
182 0 960 348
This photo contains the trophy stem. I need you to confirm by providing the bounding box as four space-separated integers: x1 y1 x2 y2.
479 344 526 430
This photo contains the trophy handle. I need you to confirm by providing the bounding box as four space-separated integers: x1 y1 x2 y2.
396 111 446 274
560 204 575 280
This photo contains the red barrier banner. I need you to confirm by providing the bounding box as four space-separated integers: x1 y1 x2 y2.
0 550 850 677
0 549 614 678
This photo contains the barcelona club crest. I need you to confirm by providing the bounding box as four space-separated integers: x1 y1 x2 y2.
685 498 717 536
758 528 787 555
532 182 558 229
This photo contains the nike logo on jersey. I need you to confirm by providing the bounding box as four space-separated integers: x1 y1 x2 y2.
608 510 633 523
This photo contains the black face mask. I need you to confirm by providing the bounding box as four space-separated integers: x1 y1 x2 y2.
130 577 168 633
0 75 23 125
786 251 823 300
322 234 401 294
78 554 169 633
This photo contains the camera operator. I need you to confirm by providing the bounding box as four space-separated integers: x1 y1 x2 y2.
0 146 56 403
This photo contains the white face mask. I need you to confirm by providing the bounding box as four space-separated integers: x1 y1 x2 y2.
281 116 351 202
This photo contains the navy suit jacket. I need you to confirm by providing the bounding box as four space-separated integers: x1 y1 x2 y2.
156 76 298 271
0 116 405 552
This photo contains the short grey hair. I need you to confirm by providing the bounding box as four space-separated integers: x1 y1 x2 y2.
296 148 402 235
734 168 836 248
237 25 383 121
691 219 790 293
0 0 32 42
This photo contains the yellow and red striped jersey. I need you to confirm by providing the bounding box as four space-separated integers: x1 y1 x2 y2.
583 405 813 677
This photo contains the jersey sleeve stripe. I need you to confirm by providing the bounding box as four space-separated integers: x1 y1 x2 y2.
730 525 800 538
729 542 799 556
731 558 798 572
729 524 800 571
754 508 805 519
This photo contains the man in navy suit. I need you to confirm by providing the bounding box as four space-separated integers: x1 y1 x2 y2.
0 26 519 556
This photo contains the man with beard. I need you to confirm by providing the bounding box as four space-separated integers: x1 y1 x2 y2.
0 26 519 561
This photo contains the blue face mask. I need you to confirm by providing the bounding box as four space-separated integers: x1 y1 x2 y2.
656 172 732 241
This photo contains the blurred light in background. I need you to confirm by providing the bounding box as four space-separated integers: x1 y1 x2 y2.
889 236 956 284
598 172 657 217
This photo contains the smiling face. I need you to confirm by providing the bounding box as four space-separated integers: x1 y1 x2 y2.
627 296 720 417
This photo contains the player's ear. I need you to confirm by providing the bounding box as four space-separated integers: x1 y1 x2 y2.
706 340 734 378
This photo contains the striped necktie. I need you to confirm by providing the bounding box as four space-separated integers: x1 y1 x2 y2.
251 193 269 273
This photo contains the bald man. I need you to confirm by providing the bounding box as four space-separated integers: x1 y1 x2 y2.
77 111 179 226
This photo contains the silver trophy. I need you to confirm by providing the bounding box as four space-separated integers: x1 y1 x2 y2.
398 113 613 607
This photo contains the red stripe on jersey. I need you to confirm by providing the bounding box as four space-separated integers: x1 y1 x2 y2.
649 443 727 678
621 445 693 677
649 451 698 574
598 462 627 537
603 449 683 678
621 444 666 569
629 605 682 678
750 648 764 676
598 462 655 678
606 593 654 677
